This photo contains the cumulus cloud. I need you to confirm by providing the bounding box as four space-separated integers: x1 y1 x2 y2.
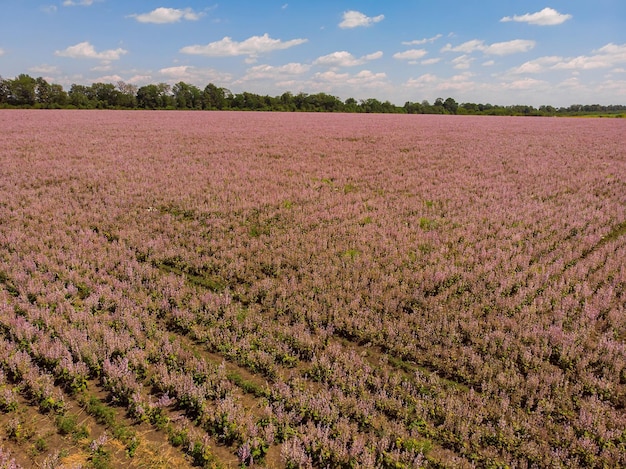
509 56 563 74
393 49 428 61
487 40 536 56
442 39 535 56
129 7 203 24
401 34 442 46
347 70 387 84
510 43 626 74
159 65 232 84
421 58 441 65
339 10 384 29
63 0 96 6
241 63 311 81
501 7 572 26
180 34 307 59
127 75 153 85
314 50 382 67
451 55 474 69
404 73 438 88
314 69 387 87
95 74 124 83
54 42 128 61
404 72 479 94
502 77 549 90
552 43 626 70
436 73 477 91
29 64 60 74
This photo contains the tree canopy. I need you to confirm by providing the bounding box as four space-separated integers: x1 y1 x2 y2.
1 74 625 116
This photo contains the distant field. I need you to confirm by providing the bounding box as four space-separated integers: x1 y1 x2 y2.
0 110 625 468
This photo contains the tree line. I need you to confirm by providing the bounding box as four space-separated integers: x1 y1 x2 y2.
1 73 625 116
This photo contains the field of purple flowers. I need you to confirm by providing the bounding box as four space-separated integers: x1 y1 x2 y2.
0 110 625 468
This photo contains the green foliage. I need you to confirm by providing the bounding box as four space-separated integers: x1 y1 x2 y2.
6 417 35 443
33 436 49 453
90 451 111 469
189 440 216 467
81 395 116 427
396 436 433 454
126 437 139 458
342 249 360 260
168 427 190 448
418 217 437 230
56 413 78 435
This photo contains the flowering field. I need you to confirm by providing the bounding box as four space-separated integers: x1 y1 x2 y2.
0 110 625 468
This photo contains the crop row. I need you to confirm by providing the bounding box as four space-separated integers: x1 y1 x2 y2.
1 110 625 467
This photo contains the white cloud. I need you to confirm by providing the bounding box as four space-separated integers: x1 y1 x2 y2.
129 7 203 24
509 56 562 74
180 34 307 59
551 43 626 70
29 64 60 74
437 73 477 92
442 39 535 56
314 50 382 67
54 42 128 61
314 70 349 83
41 5 57 13
347 70 387 85
95 74 124 83
441 39 484 54
0 48 5 57
501 7 572 26
501 77 549 90
451 55 474 69
128 75 153 85
421 58 441 65
404 73 438 88
393 49 428 61
402 34 442 46
241 63 310 81
487 39 535 56
339 10 384 29
404 72 479 95
90 64 112 72
558 77 581 88
313 69 387 87
158 65 233 84
63 0 96 6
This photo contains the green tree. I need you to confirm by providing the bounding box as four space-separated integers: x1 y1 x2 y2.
90 82 119 108
117 81 137 108
35 77 52 106
173 81 202 109
359 98 383 113
137 83 172 109
0 76 9 105
8 74 37 106
344 97 358 112
68 84 94 108
50 84 68 107
203 83 229 110
443 97 458 114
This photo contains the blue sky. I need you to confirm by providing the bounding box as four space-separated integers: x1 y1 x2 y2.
1 1 625 106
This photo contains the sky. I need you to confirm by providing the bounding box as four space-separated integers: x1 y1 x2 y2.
1 1 625 107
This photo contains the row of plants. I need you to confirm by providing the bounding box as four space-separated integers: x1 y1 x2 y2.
0 110 624 467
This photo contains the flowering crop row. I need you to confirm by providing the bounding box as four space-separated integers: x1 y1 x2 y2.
0 110 624 468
